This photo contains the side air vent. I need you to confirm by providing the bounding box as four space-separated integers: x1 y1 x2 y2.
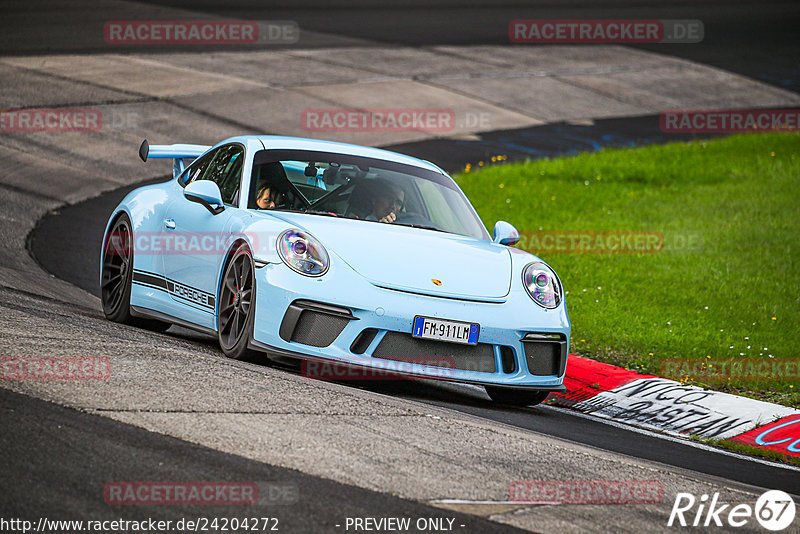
499 346 517 374
350 328 379 354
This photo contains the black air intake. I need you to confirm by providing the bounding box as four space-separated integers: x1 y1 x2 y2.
373 331 496 373
279 300 354 348
522 333 567 376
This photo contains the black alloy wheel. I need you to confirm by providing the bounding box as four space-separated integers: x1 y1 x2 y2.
101 214 134 322
218 244 257 360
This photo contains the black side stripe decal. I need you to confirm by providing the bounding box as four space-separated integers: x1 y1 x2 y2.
133 270 216 311
133 271 168 290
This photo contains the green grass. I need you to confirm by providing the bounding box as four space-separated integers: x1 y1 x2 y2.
689 436 800 467
455 133 800 407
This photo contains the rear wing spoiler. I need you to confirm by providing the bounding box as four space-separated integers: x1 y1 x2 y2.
138 139 211 179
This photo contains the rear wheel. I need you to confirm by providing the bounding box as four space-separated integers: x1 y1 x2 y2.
485 386 550 406
101 214 135 323
100 214 170 331
218 244 257 360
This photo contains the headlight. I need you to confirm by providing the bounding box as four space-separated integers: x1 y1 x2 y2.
277 229 329 276
522 262 562 309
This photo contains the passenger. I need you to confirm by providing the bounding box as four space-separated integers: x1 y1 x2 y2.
366 180 405 223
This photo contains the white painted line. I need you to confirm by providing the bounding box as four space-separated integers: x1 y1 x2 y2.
431 499 523 504
543 405 800 472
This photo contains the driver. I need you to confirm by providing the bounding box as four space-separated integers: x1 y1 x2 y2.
366 180 405 224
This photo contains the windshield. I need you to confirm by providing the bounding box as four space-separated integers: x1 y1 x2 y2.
248 149 489 240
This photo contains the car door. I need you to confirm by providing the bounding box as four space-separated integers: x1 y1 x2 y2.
162 144 244 323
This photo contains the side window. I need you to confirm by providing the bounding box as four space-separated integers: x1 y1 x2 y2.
180 150 216 186
201 145 244 206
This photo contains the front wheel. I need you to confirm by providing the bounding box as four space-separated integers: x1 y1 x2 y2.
218 244 257 360
485 386 550 406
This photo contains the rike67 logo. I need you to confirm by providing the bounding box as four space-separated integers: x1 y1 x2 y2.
668 490 796 531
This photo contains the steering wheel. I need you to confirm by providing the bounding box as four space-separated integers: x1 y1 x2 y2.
393 211 430 225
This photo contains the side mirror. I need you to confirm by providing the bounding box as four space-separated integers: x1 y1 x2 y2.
493 221 520 246
184 180 225 215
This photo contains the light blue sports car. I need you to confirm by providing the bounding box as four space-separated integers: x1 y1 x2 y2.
100 136 570 405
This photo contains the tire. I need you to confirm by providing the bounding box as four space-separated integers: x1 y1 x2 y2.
100 213 170 332
217 243 257 360
101 214 135 323
485 386 550 406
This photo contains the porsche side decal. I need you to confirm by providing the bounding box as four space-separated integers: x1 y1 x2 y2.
132 270 216 311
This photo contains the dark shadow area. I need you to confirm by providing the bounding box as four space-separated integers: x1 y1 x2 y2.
28 176 169 298
3 1 796 93
388 115 720 173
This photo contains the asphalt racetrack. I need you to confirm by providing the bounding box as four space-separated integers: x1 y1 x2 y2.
3 1 800 532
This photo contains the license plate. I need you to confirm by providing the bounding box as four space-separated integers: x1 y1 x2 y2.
412 316 480 345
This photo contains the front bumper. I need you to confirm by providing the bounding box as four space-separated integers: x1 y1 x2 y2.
250 260 570 388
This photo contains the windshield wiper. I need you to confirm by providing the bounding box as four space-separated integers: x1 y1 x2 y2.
303 209 340 217
394 223 445 233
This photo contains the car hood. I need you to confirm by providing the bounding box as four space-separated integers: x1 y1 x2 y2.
267 212 512 300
